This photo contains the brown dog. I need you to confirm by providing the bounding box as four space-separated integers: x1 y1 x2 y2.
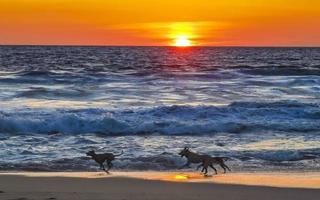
86 150 123 174
179 147 231 175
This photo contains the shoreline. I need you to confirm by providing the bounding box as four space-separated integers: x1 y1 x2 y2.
1 171 319 188
0 171 319 200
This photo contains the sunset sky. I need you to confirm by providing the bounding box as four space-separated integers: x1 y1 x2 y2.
1 0 320 46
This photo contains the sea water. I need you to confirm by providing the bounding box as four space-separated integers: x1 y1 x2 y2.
0 46 319 171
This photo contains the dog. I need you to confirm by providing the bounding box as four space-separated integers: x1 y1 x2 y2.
179 147 231 175
201 156 231 175
86 150 123 174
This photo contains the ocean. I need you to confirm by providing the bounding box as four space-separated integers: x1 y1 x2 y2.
0 46 319 172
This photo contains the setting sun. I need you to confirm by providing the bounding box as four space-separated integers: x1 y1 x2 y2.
174 36 192 47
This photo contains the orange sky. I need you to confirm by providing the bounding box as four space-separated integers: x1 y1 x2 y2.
1 0 320 46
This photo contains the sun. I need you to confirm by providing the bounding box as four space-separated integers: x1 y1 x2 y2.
174 36 192 47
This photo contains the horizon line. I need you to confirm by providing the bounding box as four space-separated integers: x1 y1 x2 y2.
0 44 320 48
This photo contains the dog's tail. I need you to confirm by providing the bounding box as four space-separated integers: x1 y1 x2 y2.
114 150 124 157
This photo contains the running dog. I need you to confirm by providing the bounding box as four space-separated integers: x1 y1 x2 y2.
179 147 231 175
86 150 123 174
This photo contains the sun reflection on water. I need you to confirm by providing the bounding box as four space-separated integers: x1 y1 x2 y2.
174 174 189 180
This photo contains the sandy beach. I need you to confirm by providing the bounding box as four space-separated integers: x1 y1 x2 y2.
0 172 319 200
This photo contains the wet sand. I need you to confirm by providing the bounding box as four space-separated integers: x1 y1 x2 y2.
0 172 319 200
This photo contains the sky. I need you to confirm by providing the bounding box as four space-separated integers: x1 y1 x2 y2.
1 0 320 46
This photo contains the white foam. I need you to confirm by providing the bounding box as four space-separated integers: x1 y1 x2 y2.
0 101 319 135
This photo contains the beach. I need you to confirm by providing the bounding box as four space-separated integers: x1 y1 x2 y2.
0 172 319 200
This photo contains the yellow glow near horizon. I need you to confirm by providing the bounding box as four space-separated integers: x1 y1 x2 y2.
1 0 320 46
168 22 197 46
174 36 192 47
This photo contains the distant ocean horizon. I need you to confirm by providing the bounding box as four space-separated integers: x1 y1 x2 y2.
0 46 319 172
1 45 320 48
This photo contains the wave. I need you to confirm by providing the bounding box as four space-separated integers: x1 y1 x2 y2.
17 70 57 77
236 66 320 76
244 150 320 162
14 87 92 99
0 101 320 135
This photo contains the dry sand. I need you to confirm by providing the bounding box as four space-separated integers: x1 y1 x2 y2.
0 171 319 200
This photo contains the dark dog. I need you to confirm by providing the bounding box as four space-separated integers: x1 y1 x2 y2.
86 150 123 174
179 147 231 175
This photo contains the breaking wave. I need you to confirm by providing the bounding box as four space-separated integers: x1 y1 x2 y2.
1 101 319 135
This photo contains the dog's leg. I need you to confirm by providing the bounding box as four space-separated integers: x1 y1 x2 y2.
220 163 227 173
107 161 113 172
201 166 205 173
201 163 208 174
203 167 208 175
101 164 110 174
196 163 203 171
223 163 231 172
202 161 209 175
100 164 105 171
209 164 218 175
